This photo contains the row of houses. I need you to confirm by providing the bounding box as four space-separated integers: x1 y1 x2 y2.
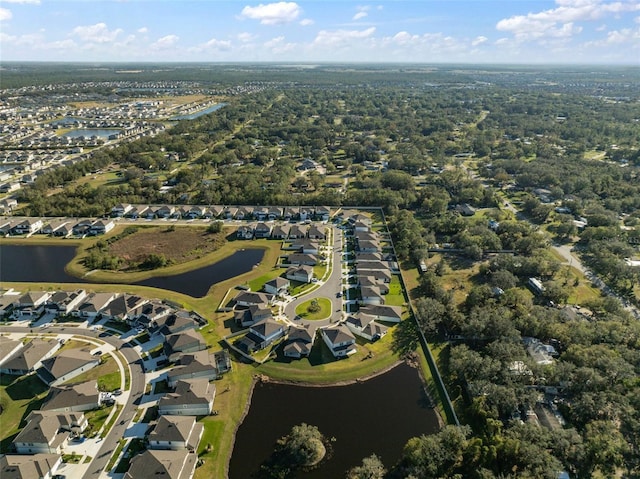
0 217 116 237
237 222 327 241
111 203 332 222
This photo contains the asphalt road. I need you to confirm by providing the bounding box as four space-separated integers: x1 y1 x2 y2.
284 225 345 327
0 325 145 479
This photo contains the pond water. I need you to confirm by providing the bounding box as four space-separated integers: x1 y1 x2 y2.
0 245 264 298
169 102 227 120
62 129 122 139
229 362 440 478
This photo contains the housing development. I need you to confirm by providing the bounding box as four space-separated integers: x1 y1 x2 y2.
1 62 639 479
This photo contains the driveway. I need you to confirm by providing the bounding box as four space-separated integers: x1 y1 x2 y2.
284 225 345 327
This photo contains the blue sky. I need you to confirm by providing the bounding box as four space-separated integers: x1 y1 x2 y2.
1 0 639 64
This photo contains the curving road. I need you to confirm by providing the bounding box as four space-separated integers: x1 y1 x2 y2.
284 225 345 327
0 325 145 479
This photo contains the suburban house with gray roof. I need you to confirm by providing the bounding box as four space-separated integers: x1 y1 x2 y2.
44 289 87 315
359 304 403 323
236 318 285 353
167 351 219 387
285 265 314 283
345 314 388 342
234 291 273 307
38 348 99 386
42 380 100 413
0 339 62 376
73 292 118 319
148 415 204 452
263 277 290 296
13 411 87 454
234 304 272 328
287 253 318 266
125 449 197 479
0 453 62 479
164 330 207 362
102 294 148 322
0 337 23 368
283 325 314 359
13 291 52 318
158 379 216 416
321 324 357 358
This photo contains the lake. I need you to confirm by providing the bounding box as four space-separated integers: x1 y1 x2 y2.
170 103 227 120
0 244 264 298
62 129 122 139
229 362 440 478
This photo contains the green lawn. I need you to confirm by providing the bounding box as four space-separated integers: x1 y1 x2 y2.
385 276 407 306
64 354 119 389
295 297 332 320
0 374 49 453
85 405 113 438
247 268 286 292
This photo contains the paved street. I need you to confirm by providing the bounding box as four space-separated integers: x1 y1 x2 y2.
284 225 345 327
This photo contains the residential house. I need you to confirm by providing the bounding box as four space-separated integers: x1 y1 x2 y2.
13 291 52 318
73 292 118 320
167 351 219 387
51 222 72 237
359 304 403 323
285 265 314 283
125 449 197 479
88 219 115 235
357 275 390 294
236 318 285 353
358 269 391 284
234 304 272 328
13 411 87 454
283 207 298 221
111 203 133 217
125 205 149 219
0 339 61 375
254 207 268 221
38 348 99 386
234 291 272 308
315 206 331 221
283 325 314 358
353 220 372 232
355 260 392 273
253 222 272 239
157 205 176 219
287 253 318 266
71 218 93 236
0 294 15 316
0 453 62 479
345 313 388 341
359 286 384 305
263 277 290 296
321 324 357 358
290 239 320 255
148 415 204 452
267 207 282 220
355 252 383 262
164 330 207 362
455 203 476 216
44 290 87 315
307 225 326 240
158 379 216 416
288 224 307 239
40 219 70 236
132 301 173 327
11 218 43 235
0 219 15 235
235 206 253 220
271 225 289 239
222 207 237 220
0 197 18 212
41 380 100 413
299 207 313 221
356 239 380 253
0 337 23 368
102 294 148 322
153 312 199 337
236 225 254 240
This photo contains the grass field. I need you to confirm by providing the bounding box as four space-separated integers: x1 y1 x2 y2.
63 354 119 390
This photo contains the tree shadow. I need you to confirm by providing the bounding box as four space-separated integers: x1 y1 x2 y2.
390 319 420 357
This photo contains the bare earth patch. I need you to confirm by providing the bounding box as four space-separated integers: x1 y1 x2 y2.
107 226 225 270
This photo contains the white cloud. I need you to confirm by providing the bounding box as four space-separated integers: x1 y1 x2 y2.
0 7 12 21
299 18 314 26
71 23 122 43
203 37 232 49
313 27 375 47
151 34 179 49
353 11 368 20
264 35 295 53
497 0 640 41
137 27 148 34
2 0 40 4
240 2 301 25
472 35 488 46
237 32 256 42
